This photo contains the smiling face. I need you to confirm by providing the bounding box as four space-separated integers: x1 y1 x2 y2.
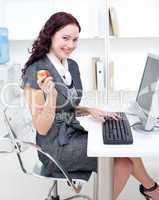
50 24 79 60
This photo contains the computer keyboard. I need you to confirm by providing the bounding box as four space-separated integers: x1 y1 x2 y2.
102 112 133 145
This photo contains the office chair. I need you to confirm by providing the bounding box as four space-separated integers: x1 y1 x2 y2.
2 105 97 200
0 137 14 154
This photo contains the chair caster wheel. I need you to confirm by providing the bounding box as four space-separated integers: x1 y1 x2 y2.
51 196 60 200
45 196 60 200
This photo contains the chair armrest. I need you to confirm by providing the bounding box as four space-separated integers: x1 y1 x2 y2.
16 140 82 193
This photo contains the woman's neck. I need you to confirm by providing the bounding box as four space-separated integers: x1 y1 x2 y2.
48 51 63 63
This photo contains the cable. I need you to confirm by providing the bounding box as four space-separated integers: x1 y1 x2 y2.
130 122 142 128
125 112 137 116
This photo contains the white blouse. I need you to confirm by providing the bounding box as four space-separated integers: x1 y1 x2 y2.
47 53 72 86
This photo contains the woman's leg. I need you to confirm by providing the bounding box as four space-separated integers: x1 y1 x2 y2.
129 158 159 200
113 158 133 200
128 158 154 188
113 157 159 200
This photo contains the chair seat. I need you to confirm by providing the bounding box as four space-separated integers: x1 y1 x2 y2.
44 171 92 182
34 161 92 181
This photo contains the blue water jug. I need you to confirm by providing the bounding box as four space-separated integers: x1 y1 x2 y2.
0 27 9 64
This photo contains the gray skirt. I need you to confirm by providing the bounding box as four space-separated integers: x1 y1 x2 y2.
38 132 97 180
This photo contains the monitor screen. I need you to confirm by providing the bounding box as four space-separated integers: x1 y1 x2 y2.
136 54 159 116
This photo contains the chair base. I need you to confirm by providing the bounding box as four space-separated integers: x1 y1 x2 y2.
45 179 92 200
45 195 60 200
45 194 92 200
51 196 60 200
64 195 92 200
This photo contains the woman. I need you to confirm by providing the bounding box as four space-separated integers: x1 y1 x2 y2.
22 12 159 200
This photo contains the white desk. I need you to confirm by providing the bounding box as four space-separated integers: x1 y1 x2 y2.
79 109 159 200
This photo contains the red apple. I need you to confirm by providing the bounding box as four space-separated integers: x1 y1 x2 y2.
37 70 49 80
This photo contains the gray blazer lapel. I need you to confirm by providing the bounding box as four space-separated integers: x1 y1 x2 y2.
43 56 68 98
68 60 83 101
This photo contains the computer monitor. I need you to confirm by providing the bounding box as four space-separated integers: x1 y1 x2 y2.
133 53 159 131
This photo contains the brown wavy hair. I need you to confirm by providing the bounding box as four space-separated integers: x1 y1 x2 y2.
22 12 81 78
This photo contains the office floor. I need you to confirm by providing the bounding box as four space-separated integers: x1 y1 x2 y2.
118 177 142 200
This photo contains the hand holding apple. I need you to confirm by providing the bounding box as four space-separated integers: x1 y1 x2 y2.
37 70 50 81
37 70 57 95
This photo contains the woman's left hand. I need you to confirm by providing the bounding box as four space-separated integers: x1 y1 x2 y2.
87 107 119 122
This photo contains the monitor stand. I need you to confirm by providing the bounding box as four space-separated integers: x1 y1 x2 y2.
126 101 157 131
125 100 141 116
132 123 153 133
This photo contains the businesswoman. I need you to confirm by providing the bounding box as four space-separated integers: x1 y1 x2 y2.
22 12 159 200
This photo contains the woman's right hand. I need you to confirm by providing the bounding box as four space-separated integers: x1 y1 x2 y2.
37 76 57 96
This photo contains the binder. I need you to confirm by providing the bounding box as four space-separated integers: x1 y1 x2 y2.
96 60 105 91
109 7 119 36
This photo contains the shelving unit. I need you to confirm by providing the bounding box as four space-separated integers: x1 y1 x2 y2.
109 0 159 38
107 0 159 104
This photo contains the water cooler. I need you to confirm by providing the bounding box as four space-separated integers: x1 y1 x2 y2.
0 27 9 64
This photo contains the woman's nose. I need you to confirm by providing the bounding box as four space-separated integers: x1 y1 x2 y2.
67 40 74 49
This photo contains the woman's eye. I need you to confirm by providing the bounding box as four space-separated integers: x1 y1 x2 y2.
63 36 69 40
73 38 78 42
